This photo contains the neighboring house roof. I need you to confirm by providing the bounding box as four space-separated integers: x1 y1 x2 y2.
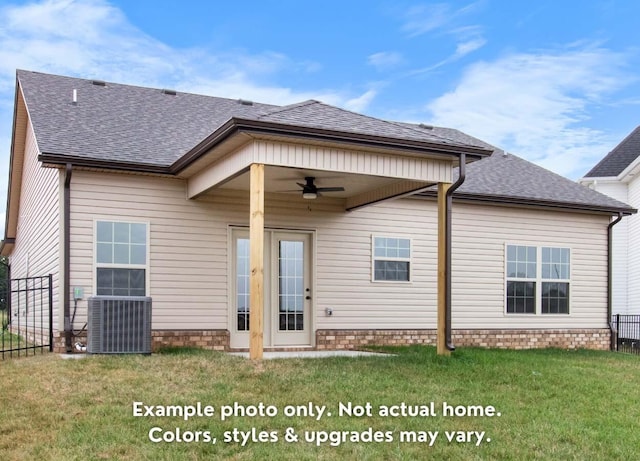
584 126 640 178
14 69 635 215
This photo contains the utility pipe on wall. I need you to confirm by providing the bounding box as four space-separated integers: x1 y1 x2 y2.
64 163 72 352
607 212 623 351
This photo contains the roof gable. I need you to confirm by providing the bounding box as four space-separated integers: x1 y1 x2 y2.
584 126 640 178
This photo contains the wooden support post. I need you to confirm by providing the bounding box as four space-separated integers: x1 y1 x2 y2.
437 182 451 356
249 163 265 360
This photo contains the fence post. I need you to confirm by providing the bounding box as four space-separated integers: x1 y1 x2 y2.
616 314 620 351
48 274 53 352
6 264 10 323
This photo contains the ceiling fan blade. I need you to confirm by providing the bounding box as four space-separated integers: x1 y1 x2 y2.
316 187 345 192
296 182 306 188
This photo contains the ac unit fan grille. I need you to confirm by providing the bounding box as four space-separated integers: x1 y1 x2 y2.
87 296 152 354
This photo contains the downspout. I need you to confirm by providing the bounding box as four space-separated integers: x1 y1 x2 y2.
445 153 466 351
64 163 72 352
607 212 623 350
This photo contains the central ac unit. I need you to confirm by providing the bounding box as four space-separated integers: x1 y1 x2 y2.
87 296 152 354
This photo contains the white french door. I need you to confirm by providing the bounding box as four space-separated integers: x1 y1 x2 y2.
230 229 312 348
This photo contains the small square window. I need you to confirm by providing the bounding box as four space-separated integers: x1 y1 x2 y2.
372 236 411 282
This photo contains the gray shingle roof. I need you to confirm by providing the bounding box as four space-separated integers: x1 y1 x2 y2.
17 70 484 168
15 70 634 214
409 124 634 213
256 100 482 147
584 126 640 178
17 70 278 167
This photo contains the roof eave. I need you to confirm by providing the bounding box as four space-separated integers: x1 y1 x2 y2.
616 155 640 182
170 117 493 174
3 76 26 249
416 190 636 215
37 153 173 175
0 238 15 257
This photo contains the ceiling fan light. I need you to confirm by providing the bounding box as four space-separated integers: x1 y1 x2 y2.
302 191 317 200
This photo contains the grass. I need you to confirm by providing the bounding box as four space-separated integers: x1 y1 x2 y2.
0 346 638 460
0 311 32 354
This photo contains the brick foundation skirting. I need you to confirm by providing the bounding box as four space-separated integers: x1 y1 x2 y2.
316 328 611 351
52 330 230 353
151 330 229 352
51 331 87 353
50 328 610 354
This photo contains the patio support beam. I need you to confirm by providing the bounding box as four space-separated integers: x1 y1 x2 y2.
249 163 265 360
437 181 451 356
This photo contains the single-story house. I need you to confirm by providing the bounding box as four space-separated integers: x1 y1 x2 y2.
2 70 634 354
580 126 640 315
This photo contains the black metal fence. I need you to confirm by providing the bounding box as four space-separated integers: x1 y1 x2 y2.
1 275 53 359
611 314 640 355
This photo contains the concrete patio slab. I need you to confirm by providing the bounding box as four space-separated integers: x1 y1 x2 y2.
229 350 392 359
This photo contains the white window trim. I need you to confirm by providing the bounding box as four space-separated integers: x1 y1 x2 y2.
504 243 571 315
371 234 413 283
93 219 151 297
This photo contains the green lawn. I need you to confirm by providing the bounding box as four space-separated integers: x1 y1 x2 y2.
0 311 33 356
0 346 638 460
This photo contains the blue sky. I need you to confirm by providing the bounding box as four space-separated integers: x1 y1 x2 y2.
0 0 639 227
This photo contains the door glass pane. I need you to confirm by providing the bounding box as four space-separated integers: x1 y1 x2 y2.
236 239 250 331
279 240 304 331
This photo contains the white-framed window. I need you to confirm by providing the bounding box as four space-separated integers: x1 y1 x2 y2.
505 244 570 315
372 236 411 282
95 220 149 296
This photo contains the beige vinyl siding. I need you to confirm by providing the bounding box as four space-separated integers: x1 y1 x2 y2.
188 140 452 198
253 140 453 182
69 170 610 331
626 176 640 314
452 203 609 328
9 117 60 330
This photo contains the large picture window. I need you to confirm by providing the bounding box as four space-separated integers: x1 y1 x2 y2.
506 245 570 314
95 221 148 296
372 236 411 282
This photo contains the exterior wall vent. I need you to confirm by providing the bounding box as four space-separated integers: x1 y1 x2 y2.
87 296 152 354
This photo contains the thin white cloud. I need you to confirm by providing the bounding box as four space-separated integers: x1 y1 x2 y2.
455 38 487 58
427 46 630 178
368 51 404 71
344 89 378 112
400 2 486 75
401 3 452 37
409 36 487 75
401 1 483 37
